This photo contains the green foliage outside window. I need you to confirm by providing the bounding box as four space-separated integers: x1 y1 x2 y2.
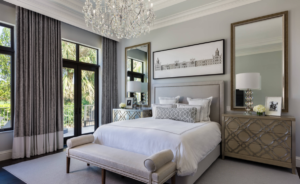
0 27 12 128
62 41 97 128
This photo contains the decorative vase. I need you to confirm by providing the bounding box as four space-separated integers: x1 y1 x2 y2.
257 112 264 116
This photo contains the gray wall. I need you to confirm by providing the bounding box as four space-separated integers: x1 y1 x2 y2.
117 0 300 156
0 1 102 152
235 51 283 106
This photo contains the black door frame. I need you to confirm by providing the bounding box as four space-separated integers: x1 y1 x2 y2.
63 61 99 143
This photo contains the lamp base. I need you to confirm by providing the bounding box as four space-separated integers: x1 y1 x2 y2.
244 88 253 115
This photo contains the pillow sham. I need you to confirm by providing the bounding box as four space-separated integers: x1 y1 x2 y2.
151 104 176 118
159 96 180 104
187 97 213 121
177 104 202 122
155 107 197 123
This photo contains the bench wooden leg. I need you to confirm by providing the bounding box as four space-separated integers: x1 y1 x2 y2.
66 157 70 173
171 175 176 184
102 169 106 184
87 163 90 166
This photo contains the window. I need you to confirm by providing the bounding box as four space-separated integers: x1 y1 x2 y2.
62 41 76 61
79 45 97 64
0 23 14 131
62 40 99 142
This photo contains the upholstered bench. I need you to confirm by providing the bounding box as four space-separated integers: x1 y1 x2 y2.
66 135 176 184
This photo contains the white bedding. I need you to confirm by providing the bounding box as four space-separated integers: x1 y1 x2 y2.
93 118 221 176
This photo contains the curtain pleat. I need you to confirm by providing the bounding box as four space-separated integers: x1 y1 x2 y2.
101 37 118 124
13 7 63 159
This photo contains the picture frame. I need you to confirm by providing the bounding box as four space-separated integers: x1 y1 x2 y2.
265 97 282 116
125 98 134 109
153 39 225 79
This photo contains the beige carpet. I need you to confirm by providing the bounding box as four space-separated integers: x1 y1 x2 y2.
4 151 299 184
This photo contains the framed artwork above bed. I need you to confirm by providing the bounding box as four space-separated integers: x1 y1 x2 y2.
153 39 225 79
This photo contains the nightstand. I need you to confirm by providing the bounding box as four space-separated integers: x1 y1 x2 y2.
112 108 152 122
222 113 296 174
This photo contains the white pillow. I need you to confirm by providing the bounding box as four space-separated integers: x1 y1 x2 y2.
177 104 202 122
159 96 180 104
151 104 176 118
187 97 213 121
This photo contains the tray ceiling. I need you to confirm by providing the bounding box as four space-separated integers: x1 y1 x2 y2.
5 0 261 41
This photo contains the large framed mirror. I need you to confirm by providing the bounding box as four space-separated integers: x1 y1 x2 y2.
125 42 151 107
231 11 288 112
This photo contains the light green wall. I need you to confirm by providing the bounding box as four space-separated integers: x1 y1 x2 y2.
235 51 283 106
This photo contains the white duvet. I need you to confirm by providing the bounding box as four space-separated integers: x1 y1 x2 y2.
93 118 221 176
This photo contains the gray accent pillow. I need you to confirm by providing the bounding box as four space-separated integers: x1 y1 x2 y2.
177 104 202 122
155 107 197 123
151 104 177 118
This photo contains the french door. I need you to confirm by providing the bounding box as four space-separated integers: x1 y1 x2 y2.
63 62 99 141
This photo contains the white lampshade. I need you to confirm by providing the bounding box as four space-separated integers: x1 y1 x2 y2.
127 81 142 92
236 73 261 90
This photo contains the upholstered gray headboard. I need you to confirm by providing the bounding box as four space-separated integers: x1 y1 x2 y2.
152 81 224 123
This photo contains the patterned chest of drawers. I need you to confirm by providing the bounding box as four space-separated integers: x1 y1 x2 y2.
112 108 152 122
222 114 296 174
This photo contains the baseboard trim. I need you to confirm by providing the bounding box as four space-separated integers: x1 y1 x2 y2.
0 150 12 161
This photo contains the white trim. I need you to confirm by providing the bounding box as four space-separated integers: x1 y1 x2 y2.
0 150 12 161
152 0 262 30
153 0 186 11
5 0 261 38
296 157 300 168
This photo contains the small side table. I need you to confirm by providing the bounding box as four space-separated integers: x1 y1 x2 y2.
112 108 152 122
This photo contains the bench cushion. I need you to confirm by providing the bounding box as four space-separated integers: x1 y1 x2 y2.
69 144 150 179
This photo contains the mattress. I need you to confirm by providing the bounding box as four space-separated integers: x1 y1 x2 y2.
93 118 221 176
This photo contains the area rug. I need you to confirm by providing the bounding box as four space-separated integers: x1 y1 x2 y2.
4 151 299 184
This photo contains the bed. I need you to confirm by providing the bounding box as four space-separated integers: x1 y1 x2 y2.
94 81 224 184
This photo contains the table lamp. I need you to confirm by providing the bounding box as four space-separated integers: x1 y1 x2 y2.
236 73 261 115
127 81 142 109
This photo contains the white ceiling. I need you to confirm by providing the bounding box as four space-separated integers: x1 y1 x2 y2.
5 0 262 41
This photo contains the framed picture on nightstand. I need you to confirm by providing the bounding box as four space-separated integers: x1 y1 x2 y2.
265 97 282 116
126 98 133 109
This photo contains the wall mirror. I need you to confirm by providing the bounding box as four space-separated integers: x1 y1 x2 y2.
231 11 288 112
125 42 151 107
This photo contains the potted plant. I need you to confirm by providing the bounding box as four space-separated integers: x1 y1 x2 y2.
119 103 126 109
253 105 266 116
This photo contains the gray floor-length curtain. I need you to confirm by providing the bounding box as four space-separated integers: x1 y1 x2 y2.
12 7 63 159
101 37 118 124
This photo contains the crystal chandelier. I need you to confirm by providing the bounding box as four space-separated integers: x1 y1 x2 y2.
82 0 155 39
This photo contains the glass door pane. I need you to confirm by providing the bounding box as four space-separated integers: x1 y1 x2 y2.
63 67 75 137
0 54 11 130
81 70 95 134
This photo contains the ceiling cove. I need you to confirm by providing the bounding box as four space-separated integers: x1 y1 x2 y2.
5 0 261 41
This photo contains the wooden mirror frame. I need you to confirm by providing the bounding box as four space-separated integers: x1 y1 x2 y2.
231 11 289 112
125 42 151 107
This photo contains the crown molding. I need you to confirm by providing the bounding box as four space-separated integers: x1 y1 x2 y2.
152 0 262 30
5 0 261 40
153 0 186 11
237 37 282 50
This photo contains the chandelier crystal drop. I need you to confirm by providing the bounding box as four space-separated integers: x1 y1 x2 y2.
82 0 155 39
